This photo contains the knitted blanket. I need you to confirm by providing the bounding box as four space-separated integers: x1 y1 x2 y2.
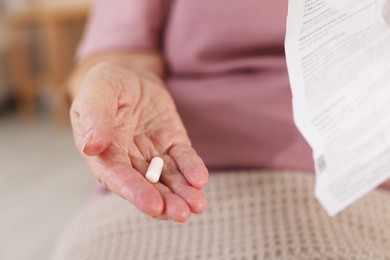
53 170 390 260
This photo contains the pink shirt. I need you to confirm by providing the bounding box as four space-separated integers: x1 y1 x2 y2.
78 0 314 172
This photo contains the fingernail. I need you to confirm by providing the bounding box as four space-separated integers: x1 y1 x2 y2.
82 128 95 153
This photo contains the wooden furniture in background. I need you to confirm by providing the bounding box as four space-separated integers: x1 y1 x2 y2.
6 3 89 122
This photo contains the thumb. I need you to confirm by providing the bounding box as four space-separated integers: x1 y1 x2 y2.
81 113 114 156
76 82 116 156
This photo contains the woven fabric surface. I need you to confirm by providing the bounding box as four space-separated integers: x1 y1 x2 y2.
52 171 390 260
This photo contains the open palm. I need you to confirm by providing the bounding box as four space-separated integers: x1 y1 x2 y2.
70 63 208 222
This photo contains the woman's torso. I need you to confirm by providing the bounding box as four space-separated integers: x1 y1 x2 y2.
163 0 314 171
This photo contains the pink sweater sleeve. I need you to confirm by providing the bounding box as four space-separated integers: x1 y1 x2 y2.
77 0 166 62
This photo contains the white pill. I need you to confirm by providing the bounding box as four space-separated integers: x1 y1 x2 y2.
145 157 164 183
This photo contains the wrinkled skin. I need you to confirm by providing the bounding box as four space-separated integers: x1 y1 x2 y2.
70 62 209 222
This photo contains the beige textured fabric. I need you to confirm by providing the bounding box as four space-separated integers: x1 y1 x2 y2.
53 171 390 260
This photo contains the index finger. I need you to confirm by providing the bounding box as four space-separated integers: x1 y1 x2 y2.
86 145 164 218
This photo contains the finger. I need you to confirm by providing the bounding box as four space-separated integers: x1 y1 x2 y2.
155 183 191 222
159 155 208 214
87 146 164 218
71 74 117 156
131 157 191 222
168 144 209 189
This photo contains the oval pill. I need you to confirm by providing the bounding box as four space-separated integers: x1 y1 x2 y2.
145 157 164 183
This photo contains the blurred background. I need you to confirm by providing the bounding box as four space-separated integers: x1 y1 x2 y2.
0 0 94 259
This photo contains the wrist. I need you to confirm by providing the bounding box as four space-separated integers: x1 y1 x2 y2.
67 51 165 100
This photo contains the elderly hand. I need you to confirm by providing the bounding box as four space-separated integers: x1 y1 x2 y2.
70 62 208 222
